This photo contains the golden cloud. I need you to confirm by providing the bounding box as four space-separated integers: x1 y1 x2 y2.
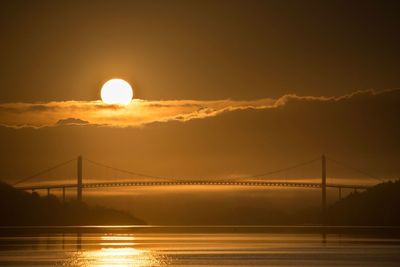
0 89 393 129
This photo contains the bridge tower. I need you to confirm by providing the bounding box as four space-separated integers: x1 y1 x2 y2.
321 154 327 225
77 155 83 202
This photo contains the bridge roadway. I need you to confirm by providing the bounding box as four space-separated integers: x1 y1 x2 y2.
16 180 372 191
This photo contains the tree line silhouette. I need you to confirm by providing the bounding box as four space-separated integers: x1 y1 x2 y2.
0 181 145 226
1 179 400 226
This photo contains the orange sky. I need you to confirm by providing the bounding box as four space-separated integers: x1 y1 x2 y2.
0 1 399 209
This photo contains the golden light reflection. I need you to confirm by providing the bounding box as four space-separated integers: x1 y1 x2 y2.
64 247 168 267
62 234 169 267
89 248 148 267
100 235 136 241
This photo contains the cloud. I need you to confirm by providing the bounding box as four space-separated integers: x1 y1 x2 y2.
0 89 397 129
56 118 89 126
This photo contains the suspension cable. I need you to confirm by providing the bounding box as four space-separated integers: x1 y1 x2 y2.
83 157 176 181
326 156 384 182
229 156 321 181
13 158 76 185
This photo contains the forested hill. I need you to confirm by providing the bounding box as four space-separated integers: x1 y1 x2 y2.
328 180 400 226
0 181 145 226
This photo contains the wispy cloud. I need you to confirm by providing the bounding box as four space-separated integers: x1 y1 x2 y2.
0 89 395 129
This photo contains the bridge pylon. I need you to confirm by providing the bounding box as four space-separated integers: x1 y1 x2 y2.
321 154 327 226
77 155 83 202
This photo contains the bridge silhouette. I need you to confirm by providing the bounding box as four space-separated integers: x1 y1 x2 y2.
13 154 384 224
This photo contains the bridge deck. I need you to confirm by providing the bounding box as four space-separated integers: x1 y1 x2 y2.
16 180 372 191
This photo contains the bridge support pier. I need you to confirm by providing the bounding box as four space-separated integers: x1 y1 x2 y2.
321 155 327 226
77 156 83 202
47 188 50 196
62 187 66 203
338 187 342 200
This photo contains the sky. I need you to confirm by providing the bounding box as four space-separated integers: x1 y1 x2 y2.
0 0 399 221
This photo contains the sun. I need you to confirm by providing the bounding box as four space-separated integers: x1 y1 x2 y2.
101 79 133 105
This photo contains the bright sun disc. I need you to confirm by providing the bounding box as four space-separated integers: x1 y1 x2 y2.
101 79 133 105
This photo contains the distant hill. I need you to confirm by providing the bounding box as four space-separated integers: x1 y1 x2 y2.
4 179 400 226
0 181 146 226
328 180 400 226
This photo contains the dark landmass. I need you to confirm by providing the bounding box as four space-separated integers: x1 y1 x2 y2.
328 180 400 226
165 180 400 226
2 179 400 226
0 181 145 226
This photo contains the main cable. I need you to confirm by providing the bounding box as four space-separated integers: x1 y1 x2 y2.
229 156 321 181
326 156 384 182
14 158 76 185
84 157 177 181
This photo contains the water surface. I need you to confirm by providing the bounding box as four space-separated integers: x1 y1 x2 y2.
0 226 400 266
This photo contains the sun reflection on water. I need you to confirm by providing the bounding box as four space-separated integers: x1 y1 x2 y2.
87 248 152 267
62 234 169 267
63 247 168 267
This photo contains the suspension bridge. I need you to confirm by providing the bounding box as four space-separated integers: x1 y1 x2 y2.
12 155 384 224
